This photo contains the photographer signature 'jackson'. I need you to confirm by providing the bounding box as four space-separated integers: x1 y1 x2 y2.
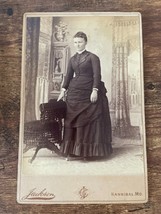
22 188 55 200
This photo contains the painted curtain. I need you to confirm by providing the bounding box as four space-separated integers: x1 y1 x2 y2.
111 17 141 139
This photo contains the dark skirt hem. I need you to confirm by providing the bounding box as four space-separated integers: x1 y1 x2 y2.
60 141 113 158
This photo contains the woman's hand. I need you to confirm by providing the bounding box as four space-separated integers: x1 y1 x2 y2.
90 90 98 103
57 89 66 101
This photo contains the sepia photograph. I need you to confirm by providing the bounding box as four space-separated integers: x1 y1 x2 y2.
17 12 148 204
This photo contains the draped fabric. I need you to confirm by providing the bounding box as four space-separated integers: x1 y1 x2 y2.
25 18 40 122
60 90 113 157
113 45 131 137
35 77 49 119
111 17 140 139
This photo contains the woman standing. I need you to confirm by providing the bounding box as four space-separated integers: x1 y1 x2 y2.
57 32 112 160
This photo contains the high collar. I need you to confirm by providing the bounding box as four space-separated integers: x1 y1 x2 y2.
77 49 86 54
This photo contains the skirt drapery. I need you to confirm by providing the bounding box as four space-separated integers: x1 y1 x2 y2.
60 81 113 158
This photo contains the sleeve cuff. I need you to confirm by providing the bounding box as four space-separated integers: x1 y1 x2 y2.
93 88 98 91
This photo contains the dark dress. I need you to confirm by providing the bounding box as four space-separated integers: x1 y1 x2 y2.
60 50 112 158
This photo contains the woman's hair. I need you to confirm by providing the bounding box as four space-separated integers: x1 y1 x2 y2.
73 32 87 42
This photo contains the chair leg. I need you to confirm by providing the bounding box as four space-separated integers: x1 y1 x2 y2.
46 141 62 156
29 145 42 163
23 144 32 153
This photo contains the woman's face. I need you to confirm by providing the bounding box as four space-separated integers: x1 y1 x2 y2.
73 37 87 52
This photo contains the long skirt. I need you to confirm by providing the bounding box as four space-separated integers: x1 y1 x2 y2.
60 86 113 158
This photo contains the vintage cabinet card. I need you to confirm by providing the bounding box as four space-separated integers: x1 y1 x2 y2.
17 12 148 204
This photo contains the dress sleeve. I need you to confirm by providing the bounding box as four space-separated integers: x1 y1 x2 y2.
62 58 74 90
90 54 101 89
